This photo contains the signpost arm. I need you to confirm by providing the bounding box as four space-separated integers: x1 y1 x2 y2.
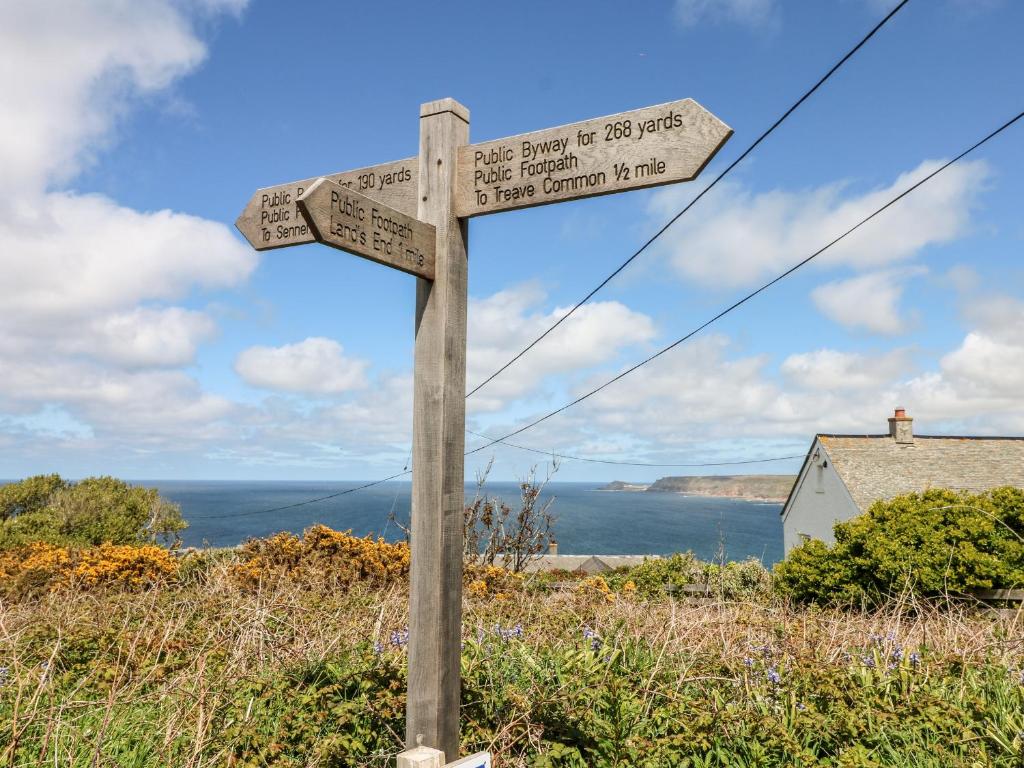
407 98 470 758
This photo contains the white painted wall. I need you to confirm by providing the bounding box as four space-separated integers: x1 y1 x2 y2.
781 439 860 554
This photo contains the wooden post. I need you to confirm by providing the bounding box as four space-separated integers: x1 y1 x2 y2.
397 746 445 768
407 98 470 757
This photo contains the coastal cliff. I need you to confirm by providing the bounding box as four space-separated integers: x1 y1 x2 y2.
601 474 795 502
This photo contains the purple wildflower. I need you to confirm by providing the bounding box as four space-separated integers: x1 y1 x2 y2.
861 655 876 669
390 628 409 648
891 648 904 663
766 667 781 685
743 657 755 668
909 652 921 667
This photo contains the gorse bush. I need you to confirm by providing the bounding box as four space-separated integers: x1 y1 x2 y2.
775 487 1024 605
2 532 1023 765
464 563 525 599
231 524 410 588
0 474 186 549
0 541 177 598
603 553 772 600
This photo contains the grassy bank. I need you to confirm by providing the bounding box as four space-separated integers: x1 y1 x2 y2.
1 542 1022 767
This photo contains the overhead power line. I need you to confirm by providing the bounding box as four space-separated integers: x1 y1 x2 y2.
194 109 1024 523
464 0 912 400
465 108 1024 457
465 428 801 467
188 469 411 520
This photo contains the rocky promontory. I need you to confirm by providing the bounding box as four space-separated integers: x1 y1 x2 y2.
600 474 795 502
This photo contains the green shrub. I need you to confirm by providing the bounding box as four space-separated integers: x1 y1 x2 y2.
604 553 772 600
775 487 1024 605
0 475 186 550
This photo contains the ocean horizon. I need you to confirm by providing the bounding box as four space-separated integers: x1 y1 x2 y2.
139 480 785 565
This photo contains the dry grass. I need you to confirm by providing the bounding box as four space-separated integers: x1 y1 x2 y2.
1 556 1022 766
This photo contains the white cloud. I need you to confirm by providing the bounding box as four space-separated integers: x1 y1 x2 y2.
811 267 926 335
781 348 912 391
466 284 657 413
649 160 988 289
936 295 1024 400
0 0 223 197
675 0 777 28
0 0 254 460
235 338 369 395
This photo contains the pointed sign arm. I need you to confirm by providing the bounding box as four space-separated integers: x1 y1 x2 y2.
297 177 436 280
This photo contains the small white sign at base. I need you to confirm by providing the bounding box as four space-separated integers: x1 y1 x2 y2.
445 752 491 768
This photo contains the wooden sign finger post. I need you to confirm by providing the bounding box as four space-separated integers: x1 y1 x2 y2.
236 96 730 766
406 98 470 757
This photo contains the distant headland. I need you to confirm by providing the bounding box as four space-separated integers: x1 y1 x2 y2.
600 475 796 502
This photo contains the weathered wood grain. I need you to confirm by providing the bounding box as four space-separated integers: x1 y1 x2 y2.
406 98 470 759
455 98 731 217
235 156 417 250
397 746 445 768
296 178 435 279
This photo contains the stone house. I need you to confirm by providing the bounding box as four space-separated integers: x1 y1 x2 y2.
780 409 1024 555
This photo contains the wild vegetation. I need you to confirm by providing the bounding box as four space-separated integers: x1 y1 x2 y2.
0 474 186 550
776 487 1024 605
0 477 1022 766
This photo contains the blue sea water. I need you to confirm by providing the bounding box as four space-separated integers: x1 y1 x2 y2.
147 481 784 565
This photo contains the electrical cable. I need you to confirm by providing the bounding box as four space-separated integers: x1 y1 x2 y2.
465 107 1024 456
465 0 912 399
187 469 411 520
464 428 802 467
193 107 1023 521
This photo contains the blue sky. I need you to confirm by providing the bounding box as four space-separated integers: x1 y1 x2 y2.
1 0 1022 482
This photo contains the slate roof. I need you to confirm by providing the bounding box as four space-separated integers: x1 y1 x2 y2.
522 554 656 573
817 434 1024 513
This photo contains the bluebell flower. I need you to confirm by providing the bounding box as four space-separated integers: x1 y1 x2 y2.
891 648 904 663
796 702 806 711
743 657 755 668
861 655 876 669
373 641 384 655
582 627 596 640
909 652 921 667
390 628 409 648
766 667 781 685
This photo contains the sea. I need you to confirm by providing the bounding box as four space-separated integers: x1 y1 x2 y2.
147 481 784 566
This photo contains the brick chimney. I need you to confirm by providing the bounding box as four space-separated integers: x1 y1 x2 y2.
888 407 913 444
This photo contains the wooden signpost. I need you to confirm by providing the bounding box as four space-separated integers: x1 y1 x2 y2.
456 98 731 217
235 96 730 764
235 157 418 250
297 178 436 279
